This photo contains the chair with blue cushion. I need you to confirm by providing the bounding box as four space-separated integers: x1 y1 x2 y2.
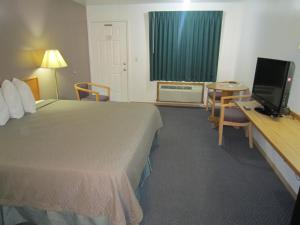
218 94 253 148
74 82 110 102
206 81 238 111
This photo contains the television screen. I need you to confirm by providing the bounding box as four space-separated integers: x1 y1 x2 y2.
252 58 290 111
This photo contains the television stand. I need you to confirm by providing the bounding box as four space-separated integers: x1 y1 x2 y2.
254 107 279 117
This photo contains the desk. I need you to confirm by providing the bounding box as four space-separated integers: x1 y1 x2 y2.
206 82 248 125
236 100 300 225
236 100 300 176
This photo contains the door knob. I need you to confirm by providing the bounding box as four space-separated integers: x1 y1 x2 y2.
123 68 127 71
123 62 127 65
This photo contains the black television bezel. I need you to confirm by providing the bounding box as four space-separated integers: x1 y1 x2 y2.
252 57 291 115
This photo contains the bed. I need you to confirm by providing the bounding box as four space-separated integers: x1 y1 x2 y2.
0 77 163 225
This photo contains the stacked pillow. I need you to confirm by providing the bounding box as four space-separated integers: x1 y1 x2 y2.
0 89 9 126
0 78 36 126
12 78 36 113
2 80 25 119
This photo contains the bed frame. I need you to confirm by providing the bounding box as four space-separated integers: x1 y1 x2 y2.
23 76 40 101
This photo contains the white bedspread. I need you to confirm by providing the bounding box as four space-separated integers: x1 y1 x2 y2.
0 100 163 225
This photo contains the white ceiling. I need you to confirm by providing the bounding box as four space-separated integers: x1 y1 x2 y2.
73 0 242 6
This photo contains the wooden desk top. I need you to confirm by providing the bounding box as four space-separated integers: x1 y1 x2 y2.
206 82 248 92
236 100 300 176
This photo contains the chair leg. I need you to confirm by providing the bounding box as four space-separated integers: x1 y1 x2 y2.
248 123 253 148
206 97 209 111
211 100 215 119
218 124 224 146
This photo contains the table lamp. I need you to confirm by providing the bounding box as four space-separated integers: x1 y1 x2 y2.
41 49 68 99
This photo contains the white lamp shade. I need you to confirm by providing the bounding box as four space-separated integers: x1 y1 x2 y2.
41 49 68 68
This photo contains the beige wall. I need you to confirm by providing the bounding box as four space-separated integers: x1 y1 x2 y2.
0 0 90 99
234 0 300 194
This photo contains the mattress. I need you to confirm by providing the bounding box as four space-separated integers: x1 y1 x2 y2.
0 100 163 225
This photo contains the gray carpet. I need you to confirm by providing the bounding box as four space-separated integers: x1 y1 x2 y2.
140 106 295 225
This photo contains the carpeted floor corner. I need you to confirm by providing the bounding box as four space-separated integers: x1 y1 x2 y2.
140 106 294 225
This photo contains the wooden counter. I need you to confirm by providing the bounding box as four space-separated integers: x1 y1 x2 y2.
236 101 300 176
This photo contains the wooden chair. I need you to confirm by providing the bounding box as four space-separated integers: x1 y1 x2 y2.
74 82 110 102
218 94 253 148
206 81 238 111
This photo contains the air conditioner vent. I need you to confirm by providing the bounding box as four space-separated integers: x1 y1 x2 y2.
157 82 204 104
161 85 192 90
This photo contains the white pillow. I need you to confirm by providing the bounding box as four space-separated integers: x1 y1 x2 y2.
1 80 24 119
0 89 9 126
12 78 36 113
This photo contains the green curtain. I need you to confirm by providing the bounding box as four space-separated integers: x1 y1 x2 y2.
149 11 223 82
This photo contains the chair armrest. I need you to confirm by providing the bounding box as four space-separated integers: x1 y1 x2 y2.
220 97 248 120
221 102 236 108
88 82 109 89
74 82 111 100
74 85 101 100
221 95 251 104
74 86 98 95
88 82 110 99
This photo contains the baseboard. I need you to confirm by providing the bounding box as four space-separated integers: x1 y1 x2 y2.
130 101 207 109
254 140 297 199
155 101 206 108
130 101 155 104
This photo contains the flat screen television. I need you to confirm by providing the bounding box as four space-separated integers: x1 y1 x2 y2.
252 57 295 117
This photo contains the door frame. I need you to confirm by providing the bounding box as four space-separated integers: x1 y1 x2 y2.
88 20 130 102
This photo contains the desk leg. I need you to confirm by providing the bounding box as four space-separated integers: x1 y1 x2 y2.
290 187 300 225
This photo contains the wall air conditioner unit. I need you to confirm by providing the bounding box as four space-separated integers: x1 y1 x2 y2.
156 81 204 107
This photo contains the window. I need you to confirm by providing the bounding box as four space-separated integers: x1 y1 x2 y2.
149 11 223 82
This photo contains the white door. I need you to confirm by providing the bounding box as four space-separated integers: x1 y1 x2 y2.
90 22 128 101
